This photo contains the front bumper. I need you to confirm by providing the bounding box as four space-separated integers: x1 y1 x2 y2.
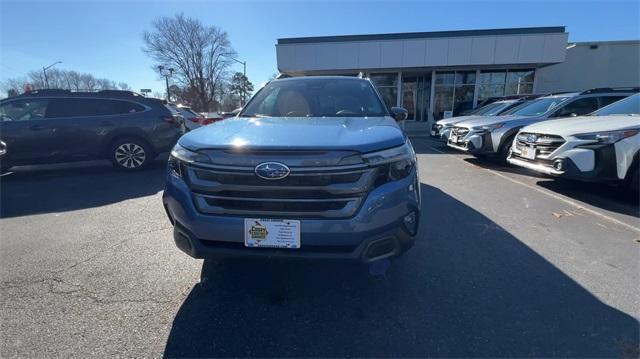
507 144 620 182
162 170 421 262
447 131 494 154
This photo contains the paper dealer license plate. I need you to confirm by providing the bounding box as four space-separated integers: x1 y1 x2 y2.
521 145 537 160
244 218 301 249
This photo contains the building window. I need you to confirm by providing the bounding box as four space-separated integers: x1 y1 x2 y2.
433 71 476 119
505 70 535 95
478 71 507 100
479 69 535 101
369 73 398 109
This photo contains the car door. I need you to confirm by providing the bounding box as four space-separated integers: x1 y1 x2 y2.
45 97 132 160
0 97 55 165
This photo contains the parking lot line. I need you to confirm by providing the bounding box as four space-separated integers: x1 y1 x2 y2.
428 146 640 235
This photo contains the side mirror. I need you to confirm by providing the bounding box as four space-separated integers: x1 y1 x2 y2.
390 107 408 122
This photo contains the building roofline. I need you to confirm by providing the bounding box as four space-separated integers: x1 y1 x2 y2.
572 39 640 46
277 26 566 45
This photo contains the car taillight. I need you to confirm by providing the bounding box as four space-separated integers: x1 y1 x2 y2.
188 117 201 123
162 115 181 126
200 117 223 125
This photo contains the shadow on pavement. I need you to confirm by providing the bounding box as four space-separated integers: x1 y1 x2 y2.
0 160 166 218
164 184 639 358
463 157 639 218
536 179 639 216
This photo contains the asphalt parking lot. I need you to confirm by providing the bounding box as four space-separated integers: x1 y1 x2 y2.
1 136 638 358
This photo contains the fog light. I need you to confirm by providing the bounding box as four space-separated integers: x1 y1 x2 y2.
403 211 418 236
553 159 565 171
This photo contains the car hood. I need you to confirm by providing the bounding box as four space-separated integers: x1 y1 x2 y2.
437 115 487 126
520 115 640 136
179 116 406 153
454 115 534 128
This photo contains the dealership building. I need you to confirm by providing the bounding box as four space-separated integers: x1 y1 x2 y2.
275 26 639 123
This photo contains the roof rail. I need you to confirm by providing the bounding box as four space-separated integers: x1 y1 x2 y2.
580 87 640 94
24 89 70 96
96 90 142 97
21 89 143 97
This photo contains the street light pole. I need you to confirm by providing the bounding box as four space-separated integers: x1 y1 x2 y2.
157 65 175 101
42 61 62 89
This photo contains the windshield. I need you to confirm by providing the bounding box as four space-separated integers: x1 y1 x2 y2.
470 102 504 116
592 93 640 116
511 96 571 116
474 101 517 116
240 78 387 117
500 101 529 115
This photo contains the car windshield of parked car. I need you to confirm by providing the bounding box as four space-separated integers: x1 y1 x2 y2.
592 94 640 116
241 78 387 118
510 96 571 116
469 102 506 116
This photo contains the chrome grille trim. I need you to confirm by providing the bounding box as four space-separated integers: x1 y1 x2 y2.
188 162 370 173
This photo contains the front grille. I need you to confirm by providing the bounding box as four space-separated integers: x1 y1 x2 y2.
193 170 361 187
515 132 565 158
451 126 469 137
449 126 470 145
186 162 378 219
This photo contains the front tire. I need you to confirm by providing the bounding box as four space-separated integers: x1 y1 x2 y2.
110 138 153 171
625 166 639 196
497 134 516 165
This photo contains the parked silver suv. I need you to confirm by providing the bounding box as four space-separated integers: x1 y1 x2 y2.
431 97 535 142
446 88 638 161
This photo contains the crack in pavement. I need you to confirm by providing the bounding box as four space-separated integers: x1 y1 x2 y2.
0 225 172 292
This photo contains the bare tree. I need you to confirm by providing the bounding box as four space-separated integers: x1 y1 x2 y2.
2 68 131 96
118 82 131 91
143 13 236 112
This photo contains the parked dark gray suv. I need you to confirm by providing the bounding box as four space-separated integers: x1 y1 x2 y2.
0 89 184 171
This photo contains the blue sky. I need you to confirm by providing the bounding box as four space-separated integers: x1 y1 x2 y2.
1 0 639 94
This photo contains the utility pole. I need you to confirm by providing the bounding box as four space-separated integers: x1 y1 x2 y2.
42 61 62 89
228 57 247 106
157 65 175 101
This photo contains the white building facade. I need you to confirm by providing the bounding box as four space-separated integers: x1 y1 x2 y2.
275 27 639 124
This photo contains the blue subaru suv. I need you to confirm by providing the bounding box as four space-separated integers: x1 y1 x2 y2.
162 76 420 262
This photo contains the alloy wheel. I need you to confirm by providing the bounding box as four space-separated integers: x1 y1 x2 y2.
114 143 146 169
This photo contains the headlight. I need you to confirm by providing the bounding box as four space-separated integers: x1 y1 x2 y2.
170 143 211 163
168 143 211 178
363 142 416 182
574 129 639 144
472 123 504 132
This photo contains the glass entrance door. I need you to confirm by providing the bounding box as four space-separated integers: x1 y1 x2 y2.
417 74 431 122
402 74 431 122
402 77 417 121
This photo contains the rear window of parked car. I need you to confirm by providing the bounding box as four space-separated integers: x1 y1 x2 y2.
46 98 145 118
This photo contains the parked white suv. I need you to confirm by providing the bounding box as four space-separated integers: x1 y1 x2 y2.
447 88 637 162
507 94 639 191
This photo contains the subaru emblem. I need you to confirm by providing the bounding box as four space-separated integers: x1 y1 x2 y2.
255 162 290 180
